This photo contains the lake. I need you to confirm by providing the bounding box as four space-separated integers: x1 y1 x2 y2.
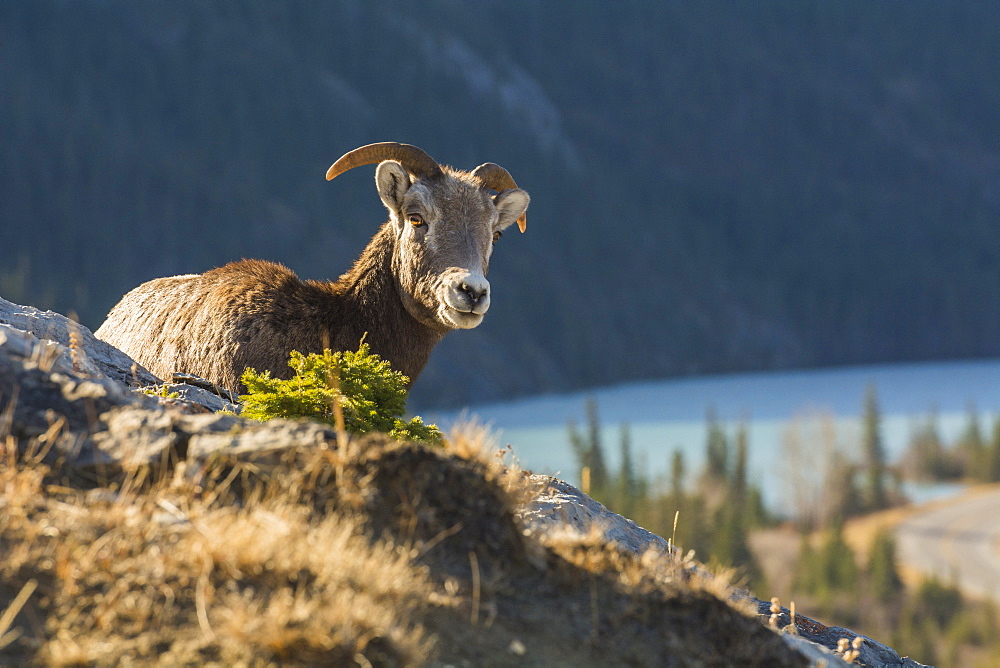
430 359 1000 509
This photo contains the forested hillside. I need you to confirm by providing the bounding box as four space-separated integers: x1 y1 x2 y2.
2 2 998 408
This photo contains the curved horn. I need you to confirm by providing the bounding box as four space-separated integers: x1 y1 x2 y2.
471 162 527 233
326 142 442 182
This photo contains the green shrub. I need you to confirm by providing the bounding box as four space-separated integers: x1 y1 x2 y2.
239 344 442 445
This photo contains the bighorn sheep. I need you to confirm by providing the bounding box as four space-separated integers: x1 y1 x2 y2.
95 142 530 395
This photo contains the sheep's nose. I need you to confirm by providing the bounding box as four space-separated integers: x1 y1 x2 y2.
460 281 488 306
444 272 491 318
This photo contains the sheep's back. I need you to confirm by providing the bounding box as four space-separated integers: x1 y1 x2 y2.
95 262 316 395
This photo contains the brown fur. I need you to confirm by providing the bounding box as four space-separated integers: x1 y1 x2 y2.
96 224 444 395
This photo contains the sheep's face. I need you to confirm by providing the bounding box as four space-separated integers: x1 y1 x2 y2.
376 161 530 331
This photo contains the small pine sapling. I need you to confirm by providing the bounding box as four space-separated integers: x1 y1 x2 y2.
239 343 442 444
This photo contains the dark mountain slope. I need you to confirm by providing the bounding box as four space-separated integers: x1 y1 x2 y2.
2 2 998 407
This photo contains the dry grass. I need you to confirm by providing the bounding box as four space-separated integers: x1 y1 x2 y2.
0 436 441 666
1 419 807 667
442 419 545 514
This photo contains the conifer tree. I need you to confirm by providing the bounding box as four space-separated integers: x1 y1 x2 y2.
616 422 638 517
912 576 963 629
239 345 441 443
567 419 589 491
907 408 961 480
820 521 859 593
732 421 749 505
668 449 686 517
710 503 765 590
585 397 609 493
868 529 904 603
794 531 819 594
987 417 1000 483
705 407 729 482
958 403 986 480
861 384 889 511
826 457 863 525
797 520 858 606
568 397 610 497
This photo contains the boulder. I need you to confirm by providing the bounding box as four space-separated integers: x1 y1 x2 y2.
0 296 160 387
1 297 238 414
519 474 673 554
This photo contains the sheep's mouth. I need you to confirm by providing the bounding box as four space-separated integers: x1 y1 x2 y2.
441 307 485 330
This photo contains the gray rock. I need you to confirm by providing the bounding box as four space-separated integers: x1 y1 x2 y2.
83 408 182 469
0 296 161 387
518 475 929 668
169 372 239 404
1 315 336 477
518 475 673 554
1 298 239 414
756 600 929 667
187 418 334 466
138 380 241 414
0 325 153 434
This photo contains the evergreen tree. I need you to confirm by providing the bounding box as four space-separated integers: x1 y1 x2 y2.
894 613 939 668
794 531 819 594
727 420 769 528
667 449 686 520
958 403 986 480
681 493 712 560
818 521 859 595
239 345 441 443
861 384 889 511
906 408 961 480
796 521 858 604
868 529 904 603
568 397 609 497
616 422 638 517
987 417 1000 483
732 421 749 505
743 486 771 530
585 397 609 494
710 503 765 591
705 407 729 482
828 458 864 525
912 576 963 629
568 419 587 486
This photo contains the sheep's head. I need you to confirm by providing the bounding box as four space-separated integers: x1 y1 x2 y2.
327 142 530 331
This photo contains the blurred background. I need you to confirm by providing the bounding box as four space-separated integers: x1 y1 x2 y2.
4 3 1000 662
4 1 998 409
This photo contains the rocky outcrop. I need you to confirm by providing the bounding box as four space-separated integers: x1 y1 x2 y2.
518 475 926 668
0 298 927 667
0 297 160 387
0 297 238 414
520 475 673 554
0 323 325 473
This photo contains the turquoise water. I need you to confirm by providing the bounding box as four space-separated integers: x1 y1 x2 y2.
431 359 1000 508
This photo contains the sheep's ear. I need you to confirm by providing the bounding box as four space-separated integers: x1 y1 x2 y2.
493 189 530 232
375 161 412 213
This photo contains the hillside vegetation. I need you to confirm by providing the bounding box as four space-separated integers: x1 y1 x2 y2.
0 418 805 665
0 296 927 665
2 2 998 408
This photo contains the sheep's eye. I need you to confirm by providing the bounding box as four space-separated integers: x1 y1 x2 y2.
492 230 502 244
407 213 426 228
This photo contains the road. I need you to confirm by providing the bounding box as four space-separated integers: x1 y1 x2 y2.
894 487 1000 601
